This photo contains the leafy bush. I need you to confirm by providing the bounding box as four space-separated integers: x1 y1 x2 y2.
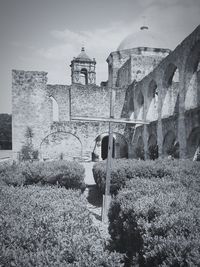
0 185 123 266
0 160 86 190
20 127 39 161
108 178 200 266
93 159 200 195
20 144 39 161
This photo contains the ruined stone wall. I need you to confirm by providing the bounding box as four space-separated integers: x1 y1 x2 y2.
124 25 200 159
116 58 131 88
47 84 70 121
107 47 170 88
70 83 110 118
12 70 51 159
130 54 165 83
42 121 127 161
114 87 127 118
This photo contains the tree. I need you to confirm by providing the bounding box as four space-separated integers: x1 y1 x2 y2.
0 114 12 149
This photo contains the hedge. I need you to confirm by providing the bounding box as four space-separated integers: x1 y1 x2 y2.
0 185 123 266
0 160 85 190
108 177 200 266
93 159 200 195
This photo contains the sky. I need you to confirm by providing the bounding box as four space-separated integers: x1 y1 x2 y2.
0 0 200 114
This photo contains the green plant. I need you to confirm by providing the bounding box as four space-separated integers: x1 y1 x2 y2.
148 144 158 160
0 185 123 266
20 127 39 161
108 177 200 266
0 160 86 191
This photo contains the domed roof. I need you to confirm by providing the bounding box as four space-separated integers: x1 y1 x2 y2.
75 47 92 61
118 26 168 51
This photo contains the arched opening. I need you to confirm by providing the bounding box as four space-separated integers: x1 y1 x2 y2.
187 127 200 160
136 90 144 120
185 41 200 110
101 136 115 160
129 96 134 119
50 96 59 122
92 132 128 161
148 134 158 160
146 80 158 121
135 136 144 160
80 68 88 85
162 63 180 118
162 130 179 158
40 131 82 161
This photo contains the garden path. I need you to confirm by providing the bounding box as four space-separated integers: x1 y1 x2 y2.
82 161 110 240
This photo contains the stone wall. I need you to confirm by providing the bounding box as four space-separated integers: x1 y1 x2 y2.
47 84 70 121
107 47 170 88
12 70 51 159
124 25 200 159
70 83 110 118
12 70 127 161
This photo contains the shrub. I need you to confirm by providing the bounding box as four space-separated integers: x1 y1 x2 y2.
108 178 200 266
20 127 39 161
0 160 86 190
93 159 200 195
93 159 174 195
0 185 123 266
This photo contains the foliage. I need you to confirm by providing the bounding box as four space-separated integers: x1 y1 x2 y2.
20 145 39 161
148 144 158 160
0 113 12 149
20 127 39 161
0 160 86 191
0 185 123 266
135 146 144 160
108 162 200 266
93 159 200 195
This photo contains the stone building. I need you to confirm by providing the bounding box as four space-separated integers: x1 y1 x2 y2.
12 25 200 161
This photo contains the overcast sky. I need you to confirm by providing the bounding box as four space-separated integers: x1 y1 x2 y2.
0 0 200 114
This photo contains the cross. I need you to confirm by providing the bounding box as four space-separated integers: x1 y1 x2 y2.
71 87 149 222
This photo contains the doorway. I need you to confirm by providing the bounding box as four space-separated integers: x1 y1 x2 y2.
101 136 115 160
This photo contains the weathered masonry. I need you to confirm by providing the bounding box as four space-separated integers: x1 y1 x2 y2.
12 25 200 161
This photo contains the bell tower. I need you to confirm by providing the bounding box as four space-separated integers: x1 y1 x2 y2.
70 47 96 85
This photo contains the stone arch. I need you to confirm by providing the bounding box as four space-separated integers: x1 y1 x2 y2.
135 135 144 160
50 96 59 122
136 90 144 120
128 96 135 119
162 130 179 158
162 63 180 118
80 68 88 85
40 131 82 161
185 41 200 110
146 79 158 121
148 134 158 160
92 132 128 161
187 127 200 160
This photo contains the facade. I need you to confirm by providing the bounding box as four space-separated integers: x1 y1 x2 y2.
12 25 200 161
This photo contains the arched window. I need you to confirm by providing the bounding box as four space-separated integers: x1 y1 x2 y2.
80 68 88 85
148 134 158 160
50 96 59 122
162 130 179 158
162 63 180 118
147 80 158 121
185 41 200 110
136 90 144 120
129 96 134 119
187 127 200 160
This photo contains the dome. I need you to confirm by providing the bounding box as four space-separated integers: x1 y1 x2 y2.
75 47 92 62
118 26 168 51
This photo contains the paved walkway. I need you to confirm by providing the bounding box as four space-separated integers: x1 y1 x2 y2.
81 161 96 185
